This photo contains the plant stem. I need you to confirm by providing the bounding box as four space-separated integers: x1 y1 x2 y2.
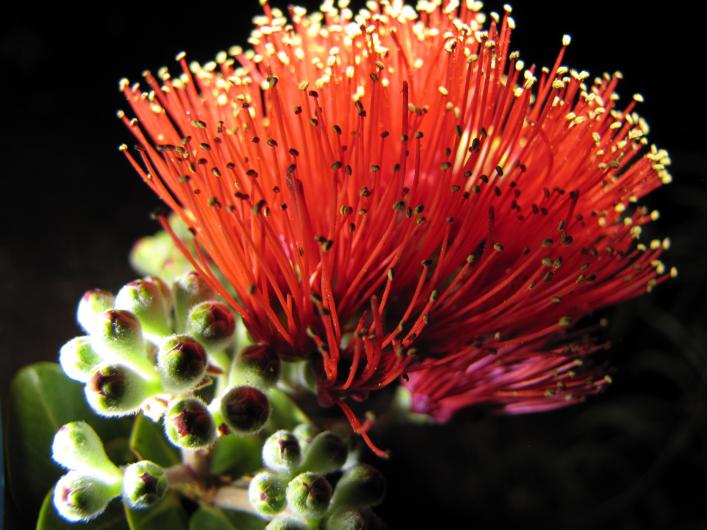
181 448 210 478
211 485 257 513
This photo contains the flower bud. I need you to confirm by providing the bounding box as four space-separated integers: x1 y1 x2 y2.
173 271 215 331
220 385 270 433
230 344 281 389
130 228 191 280
164 397 216 448
59 336 102 382
77 289 115 334
53 471 120 522
286 473 332 520
52 422 122 483
295 361 318 393
265 516 310 529
85 365 160 417
185 301 235 359
144 275 173 314
262 430 301 474
324 508 386 530
91 309 156 379
300 431 347 474
122 460 168 509
248 471 287 516
293 423 318 454
157 335 207 391
330 465 386 509
115 279 171 338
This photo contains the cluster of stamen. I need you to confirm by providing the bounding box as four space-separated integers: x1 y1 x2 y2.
120 0 672 455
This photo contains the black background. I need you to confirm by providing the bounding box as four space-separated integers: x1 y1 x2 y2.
2 2 706 529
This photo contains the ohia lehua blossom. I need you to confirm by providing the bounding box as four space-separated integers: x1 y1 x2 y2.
119 0 672 455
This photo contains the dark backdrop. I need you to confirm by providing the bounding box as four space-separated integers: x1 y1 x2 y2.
2 2 705 529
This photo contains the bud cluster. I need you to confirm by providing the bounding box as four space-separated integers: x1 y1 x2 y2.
51 422 167 521
58 272 284 453
53 270 386 527
248 424 386 529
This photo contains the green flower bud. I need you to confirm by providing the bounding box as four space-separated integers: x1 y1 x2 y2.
248 471 287 516
77 289 115 334
157 335 207 391
122 461 168 509
164 397 216 448
53 471 120 522
185 301 235 359
52 421 122 483
296 361 318 393
173 271 215 331
265 516 310 529
220 385 270 433
59 336 102 382
263 430 301 474
85 365 160 417
324 508 386 530
144 275 174 314
115 279 171 338
130 224 193 281
293 423 318 454
230 344 281 389
300 431 347 474
331 465 386 509
286 472 332 520
236 316 254 349
91 309 156 379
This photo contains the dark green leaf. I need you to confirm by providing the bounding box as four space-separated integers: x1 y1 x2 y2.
266 388 310 432
36 488 128 530
129 413 180 467
189 504 266 530
124 492 188 530
209 434 261 477
5 362 129 518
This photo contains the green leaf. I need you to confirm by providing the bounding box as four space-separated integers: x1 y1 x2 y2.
5 362 130 519
266 388 310 432
129 413 180 467
36 488 128 530
124 492 188 530
209 434 261 477
189 504 266 530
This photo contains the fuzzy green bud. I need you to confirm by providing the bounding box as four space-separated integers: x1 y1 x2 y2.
286 472 332 520
293 423 318 454
91 309 156 379
331 465 386 509
164 397 216 449
53 471 120 522
248 471 287 516
52 421 122 483
173 271 215 331
122 461 168 509
263 430 301 474
265 516 310 529
324 508 386 530
230 344 281 389
85 365 160 417
185 301 235 358
59 336 102 382
77 289 115 334
115 279 171 338
220 385 270 433
144 275 173 314
300 431 347 474
157 335 207 391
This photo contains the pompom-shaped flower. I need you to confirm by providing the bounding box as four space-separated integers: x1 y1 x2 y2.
121 0 672 456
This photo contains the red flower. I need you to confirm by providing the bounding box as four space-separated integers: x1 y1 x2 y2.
120 0 672 456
